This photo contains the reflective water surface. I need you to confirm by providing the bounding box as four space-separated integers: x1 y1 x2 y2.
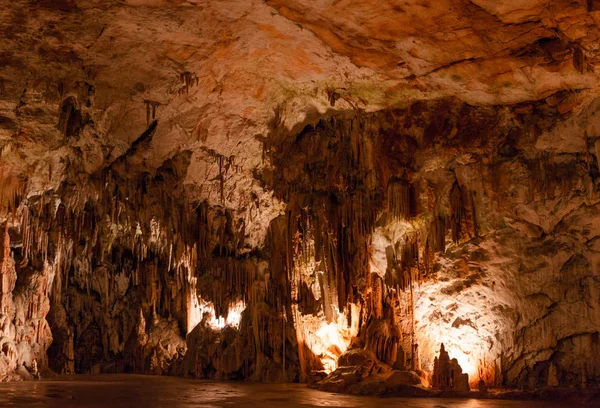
0 375 583 407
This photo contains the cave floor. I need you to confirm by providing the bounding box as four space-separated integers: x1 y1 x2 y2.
0 374 582 407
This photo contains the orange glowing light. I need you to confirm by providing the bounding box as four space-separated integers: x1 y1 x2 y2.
298 304 360 373
188 290 245 333
414 279 504 387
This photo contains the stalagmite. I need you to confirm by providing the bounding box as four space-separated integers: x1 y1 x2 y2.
432 344 470 392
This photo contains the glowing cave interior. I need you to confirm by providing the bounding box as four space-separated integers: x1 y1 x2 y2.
1 0 600 405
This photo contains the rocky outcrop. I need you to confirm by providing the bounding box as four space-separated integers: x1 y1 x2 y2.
313 348 432 396
432 344 469 392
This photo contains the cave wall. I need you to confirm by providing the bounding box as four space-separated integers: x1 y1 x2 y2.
1 0 600 385
260 97 600 388
2 91 599 389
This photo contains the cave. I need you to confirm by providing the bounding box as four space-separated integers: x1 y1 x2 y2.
1 0 600 406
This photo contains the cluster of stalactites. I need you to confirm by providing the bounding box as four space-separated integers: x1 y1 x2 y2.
279 192 380 316
13 165 259 322
266 113 381 205
0 164 25 217
532 152 585 201
197 257 260 318
15 193 191 318
387 179 417 220
449 182 477 244
384 179 477 292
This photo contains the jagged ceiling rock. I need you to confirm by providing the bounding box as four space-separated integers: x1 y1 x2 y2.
1 0 394 245
2 1 599 192
1 0 598 243
268 0 600 103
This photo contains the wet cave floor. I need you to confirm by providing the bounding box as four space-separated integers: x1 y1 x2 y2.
0 375 589 408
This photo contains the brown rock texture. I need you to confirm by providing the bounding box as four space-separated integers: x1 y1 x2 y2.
0 0 599 395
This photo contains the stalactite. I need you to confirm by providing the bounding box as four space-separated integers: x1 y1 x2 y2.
387 179 411 220
0 165 25 217
179 71 199 95
450 182 463 244
449 181 476 244
144 100 160 126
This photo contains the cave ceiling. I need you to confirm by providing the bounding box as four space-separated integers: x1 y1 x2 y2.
2 0 599 193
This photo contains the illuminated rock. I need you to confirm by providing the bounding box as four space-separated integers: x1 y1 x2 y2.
0 222 52 381
1 0 600 393
432 344 470 392
315 348 431 396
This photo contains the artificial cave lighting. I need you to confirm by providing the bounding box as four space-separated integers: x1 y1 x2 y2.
314 321 349 373
4 0 600 403
223 300 246 327
299 305 360 374
414 277 506 387
187 289 246 333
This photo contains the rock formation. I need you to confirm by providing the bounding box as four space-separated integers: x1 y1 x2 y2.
0 217 52 381
432 344 470 392
0 0 599 397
